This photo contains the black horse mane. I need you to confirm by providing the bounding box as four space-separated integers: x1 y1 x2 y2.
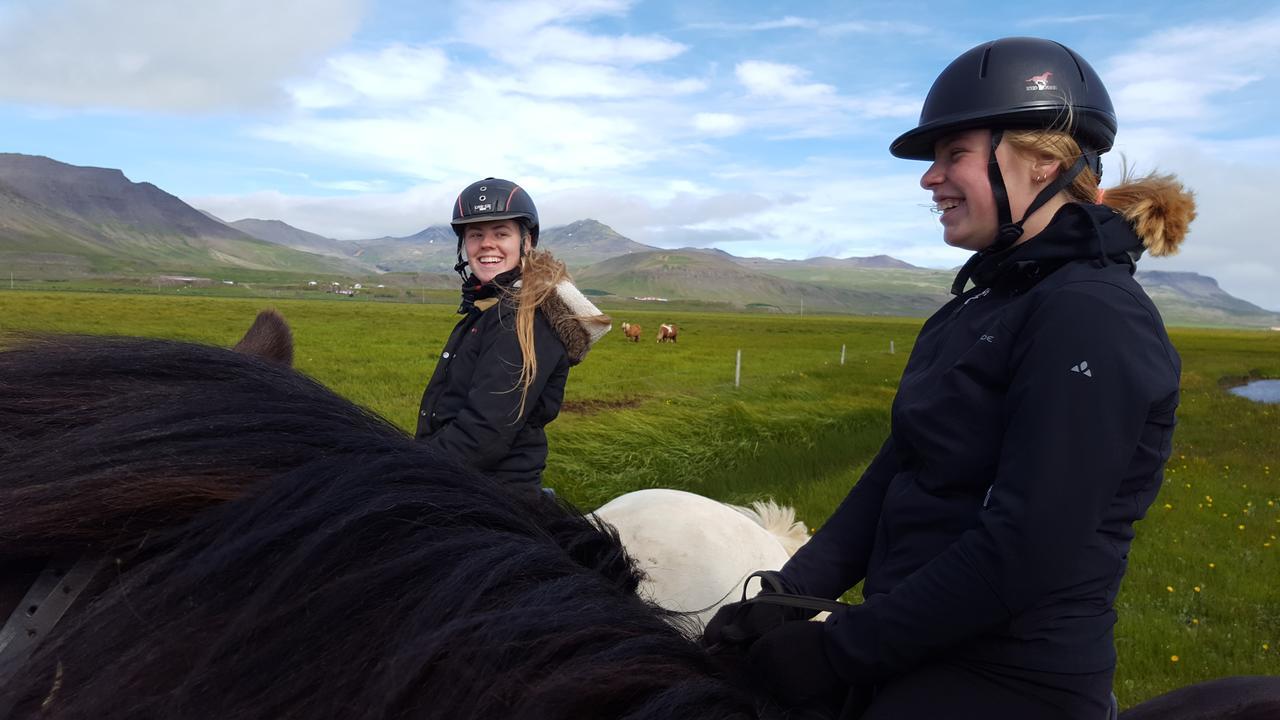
0 334 758 719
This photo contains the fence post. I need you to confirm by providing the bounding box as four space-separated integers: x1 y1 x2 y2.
840 344 846 365
735 349 741 388
890 340 895 355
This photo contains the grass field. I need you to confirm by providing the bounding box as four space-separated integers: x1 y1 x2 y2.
1 288 1276 707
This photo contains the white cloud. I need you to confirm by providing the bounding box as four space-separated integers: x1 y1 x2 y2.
693 113 746 136
0 0 366 111
492 62 705 99
288 45 449 109
736 61 836 103
507 26 687 65
687 16 927 35
1106 15 1280 124
191 185 448 240
254 92 651 182
455 0 683 65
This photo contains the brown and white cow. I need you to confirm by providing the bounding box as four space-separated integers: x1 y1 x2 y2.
656 324 677 343
621 322 643 342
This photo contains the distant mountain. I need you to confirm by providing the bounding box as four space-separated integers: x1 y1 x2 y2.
348 225 459 273
539 219 656 267
0 153 360 276
230 218 360 260
735 255 920 271
575 249 948 316
1136 271 1280 327
336 219 656 273
4 152 1273 325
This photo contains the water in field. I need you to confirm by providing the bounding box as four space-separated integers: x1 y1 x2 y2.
1228 379 1280 403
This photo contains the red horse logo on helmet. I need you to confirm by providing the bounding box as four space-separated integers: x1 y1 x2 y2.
1025 71 1055 91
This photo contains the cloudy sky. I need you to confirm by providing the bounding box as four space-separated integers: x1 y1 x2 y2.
1 0 1278 309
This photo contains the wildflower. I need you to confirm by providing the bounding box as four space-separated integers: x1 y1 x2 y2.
1194 586 1201 592
1164 503 1173 510
1166 586 1174 593
1192 618 1200 625
1209 563 1216 569
1265 644 1271 651
1239 525 1245 530
1170 655 1179 663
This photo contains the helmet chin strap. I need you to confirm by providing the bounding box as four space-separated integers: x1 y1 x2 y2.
950 130 1091 295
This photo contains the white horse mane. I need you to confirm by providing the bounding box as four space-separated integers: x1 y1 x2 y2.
728 499 810 556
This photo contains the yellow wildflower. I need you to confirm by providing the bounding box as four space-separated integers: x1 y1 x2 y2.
1170 655 1179 663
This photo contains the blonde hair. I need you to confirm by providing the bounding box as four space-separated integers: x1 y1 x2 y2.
1004 129 1196 256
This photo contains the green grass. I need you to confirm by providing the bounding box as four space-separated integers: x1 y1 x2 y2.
1 288 1277 707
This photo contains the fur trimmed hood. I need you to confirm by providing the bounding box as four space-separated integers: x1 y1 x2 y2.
1102 172 1196 257
540 280 611 366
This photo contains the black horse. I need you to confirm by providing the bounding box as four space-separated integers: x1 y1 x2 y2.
0 313 1275 720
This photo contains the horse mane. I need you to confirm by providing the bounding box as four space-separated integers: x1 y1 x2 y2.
0 334 759 719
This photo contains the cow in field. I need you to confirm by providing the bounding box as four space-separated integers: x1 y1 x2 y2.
621 322 642 342
656 324 678 343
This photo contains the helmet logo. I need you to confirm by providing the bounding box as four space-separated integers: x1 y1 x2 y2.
1025 71 1056 91
473 203 493 212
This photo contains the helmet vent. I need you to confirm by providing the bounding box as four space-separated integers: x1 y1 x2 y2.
979 46 993 78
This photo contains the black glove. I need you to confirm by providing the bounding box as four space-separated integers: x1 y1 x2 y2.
701 571 811 648
747 620 846 708
702 598 792 647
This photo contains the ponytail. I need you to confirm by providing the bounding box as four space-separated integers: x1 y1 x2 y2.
1004 129 1196 256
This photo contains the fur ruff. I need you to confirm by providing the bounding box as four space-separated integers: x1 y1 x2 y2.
1103 173 1197 257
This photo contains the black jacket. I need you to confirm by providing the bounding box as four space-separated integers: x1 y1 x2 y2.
416 273 598 486
781 203 1181 681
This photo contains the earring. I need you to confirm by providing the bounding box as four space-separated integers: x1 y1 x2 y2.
1034 174 1045 183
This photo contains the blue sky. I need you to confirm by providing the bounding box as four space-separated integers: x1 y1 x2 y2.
2 0 1279 309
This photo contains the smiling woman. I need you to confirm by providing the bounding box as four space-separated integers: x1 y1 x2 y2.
415 177 612 490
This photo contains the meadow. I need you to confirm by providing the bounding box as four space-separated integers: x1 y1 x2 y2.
1 288 1276 707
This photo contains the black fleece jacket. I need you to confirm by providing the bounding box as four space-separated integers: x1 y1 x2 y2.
780 203 1181 680
415 271 569 487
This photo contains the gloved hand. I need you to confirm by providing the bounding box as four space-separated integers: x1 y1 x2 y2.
700 570 812 648
747 620 846 708
702 598 797 647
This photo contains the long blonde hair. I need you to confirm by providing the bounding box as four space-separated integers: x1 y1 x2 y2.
509 248 566 418
1003 129 1196 256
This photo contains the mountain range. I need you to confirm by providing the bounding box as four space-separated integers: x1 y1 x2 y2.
1 153 1277 327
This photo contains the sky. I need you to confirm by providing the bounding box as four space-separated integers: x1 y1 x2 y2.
1 0 1278 310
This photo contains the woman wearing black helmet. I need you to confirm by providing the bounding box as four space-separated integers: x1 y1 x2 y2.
703 38 1195 719
416 178 610 490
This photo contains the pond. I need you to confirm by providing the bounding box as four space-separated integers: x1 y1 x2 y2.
1228 379 1280 404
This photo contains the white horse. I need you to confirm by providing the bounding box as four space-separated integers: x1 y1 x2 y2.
593 488 810 629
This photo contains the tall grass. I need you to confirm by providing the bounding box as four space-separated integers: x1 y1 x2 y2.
0 289 1276 706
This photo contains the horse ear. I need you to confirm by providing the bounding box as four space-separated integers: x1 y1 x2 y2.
233 309 294 367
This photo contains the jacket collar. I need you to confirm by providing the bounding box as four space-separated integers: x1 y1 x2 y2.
957 203 1144 294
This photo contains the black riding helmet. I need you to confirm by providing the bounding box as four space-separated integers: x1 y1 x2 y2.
451 177 540 280
890 37 1118 294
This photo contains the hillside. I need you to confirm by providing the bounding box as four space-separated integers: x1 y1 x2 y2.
2 151 1274 325
1136 271 1280 327
229 218 358 260
539 219 656 267
575 249 948 315
0 154 360 276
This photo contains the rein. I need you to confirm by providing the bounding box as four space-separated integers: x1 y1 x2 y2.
670 570 851 621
